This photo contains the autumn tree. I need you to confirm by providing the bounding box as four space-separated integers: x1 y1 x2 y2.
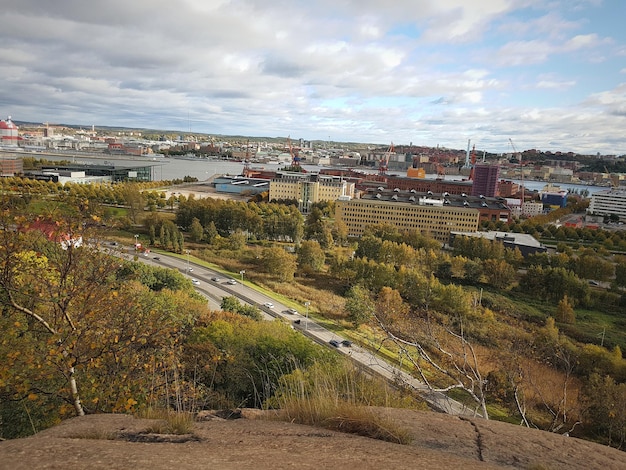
555 295 576 324
0 218 203 437
261 246 297 282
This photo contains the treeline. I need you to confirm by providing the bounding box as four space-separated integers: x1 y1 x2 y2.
0 208 410 439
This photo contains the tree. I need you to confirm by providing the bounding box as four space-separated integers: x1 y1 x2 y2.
304 207 333 248
0 222 202 435
555 295 576 324
375 287 409 325
220 296 262 320
204 221 218 245
261 247 297 282
118 183 144 223
372 310 489 419
297 240 326 273
189 217 204 242
581 373 626 448
344 285 376 327
482 259 516 290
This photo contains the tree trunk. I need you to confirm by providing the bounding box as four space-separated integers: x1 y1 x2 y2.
68 366 85 416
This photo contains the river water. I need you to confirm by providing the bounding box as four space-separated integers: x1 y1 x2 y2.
33 153 609 196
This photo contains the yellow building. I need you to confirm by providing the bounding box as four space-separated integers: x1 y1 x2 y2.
335 192 481 243
269 171 355 211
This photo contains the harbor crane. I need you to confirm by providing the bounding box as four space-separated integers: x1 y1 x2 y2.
378 142 394 175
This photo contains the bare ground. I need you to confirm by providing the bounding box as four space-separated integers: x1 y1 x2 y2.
1 408 625 470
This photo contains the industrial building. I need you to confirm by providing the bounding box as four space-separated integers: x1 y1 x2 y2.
0 117 20 147
588 189 626 221
25 162 158 183
213 175 269 195
335 189 510 243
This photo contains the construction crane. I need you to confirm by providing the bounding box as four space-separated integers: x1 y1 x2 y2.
604 166 619 188
378 142 394 175
287 135 301 166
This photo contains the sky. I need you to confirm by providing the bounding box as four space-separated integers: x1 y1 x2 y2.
1 0 625 155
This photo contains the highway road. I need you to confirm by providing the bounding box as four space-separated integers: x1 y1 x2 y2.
127 245 482 418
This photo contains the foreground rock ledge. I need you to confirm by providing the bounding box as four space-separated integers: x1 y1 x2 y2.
1 408 625 470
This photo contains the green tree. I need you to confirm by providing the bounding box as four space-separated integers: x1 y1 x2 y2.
344 285 376 327
297 240 326 273
482 259 516 290
581 373 626 449
304 207 333 248
189 217 204 242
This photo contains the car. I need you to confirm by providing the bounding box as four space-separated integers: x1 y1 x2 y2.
191 279 200 285
287 308 298 315
588 280 600 286
227 279 237 285
263 302 274 309
211 277 221 282
329 339 340 348
341 340 353 347
153 256 160 261
187 267 193 272
110 241 118 246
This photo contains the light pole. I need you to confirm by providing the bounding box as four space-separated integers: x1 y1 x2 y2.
186 249 190 274
134 234 139 250
304 301 310 331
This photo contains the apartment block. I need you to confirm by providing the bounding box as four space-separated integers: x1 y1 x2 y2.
335 190 493 243
589 189 626 221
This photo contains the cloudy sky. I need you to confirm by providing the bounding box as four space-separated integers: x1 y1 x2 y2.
1 0 625 155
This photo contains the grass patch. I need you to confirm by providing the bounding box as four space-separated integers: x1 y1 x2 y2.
137 409 196 435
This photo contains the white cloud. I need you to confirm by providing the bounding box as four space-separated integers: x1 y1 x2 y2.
0 0 624 154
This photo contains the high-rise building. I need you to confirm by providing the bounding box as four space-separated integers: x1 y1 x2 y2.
471 163 500 197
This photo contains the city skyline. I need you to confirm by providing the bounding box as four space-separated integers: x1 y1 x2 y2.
1 1 625 155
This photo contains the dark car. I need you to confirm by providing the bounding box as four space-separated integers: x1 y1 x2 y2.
341 340 353 347
329 339 340 348
153 256 160 260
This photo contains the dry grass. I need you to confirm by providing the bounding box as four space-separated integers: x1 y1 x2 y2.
280 397 414 445
271 362 415 445
137 409 196 435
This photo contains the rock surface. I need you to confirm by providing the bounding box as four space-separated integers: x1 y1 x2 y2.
1 408 625 470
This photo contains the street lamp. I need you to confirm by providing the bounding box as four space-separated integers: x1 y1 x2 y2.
304 301 310 331
134 234 139 250
240 270 245 282
186 249 190 274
